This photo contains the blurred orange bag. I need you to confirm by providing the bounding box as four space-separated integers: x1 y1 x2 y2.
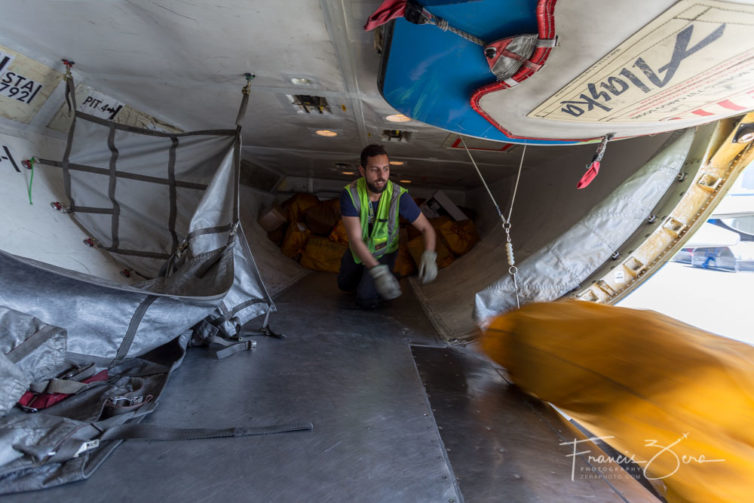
280 222 310 260
435 218 479 256
299 236 348 273
328 219 349 244
408 234 453 269
304 198 341 236
481 300 754 503
393 242 416 278
282 193 319 223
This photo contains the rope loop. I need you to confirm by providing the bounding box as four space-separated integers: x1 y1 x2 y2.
462 137 524 308
62 59 75 78
242 73 255 96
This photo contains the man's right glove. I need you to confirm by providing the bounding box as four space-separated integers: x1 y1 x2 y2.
369 264 402 300
418 250 438 284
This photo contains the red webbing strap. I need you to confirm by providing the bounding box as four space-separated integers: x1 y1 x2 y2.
577 133 613 189
18 370 109 411
470 0 563 140
364 0 407 30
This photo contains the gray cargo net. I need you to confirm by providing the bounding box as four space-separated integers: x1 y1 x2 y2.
22 70 275 358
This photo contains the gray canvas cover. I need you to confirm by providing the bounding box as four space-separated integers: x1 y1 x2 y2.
473 129 700 322
0 75 275 493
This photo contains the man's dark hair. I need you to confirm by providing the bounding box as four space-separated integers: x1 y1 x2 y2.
360 144 388 167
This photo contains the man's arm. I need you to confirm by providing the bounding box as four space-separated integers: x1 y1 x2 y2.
410 212 436 252
342 216 379 268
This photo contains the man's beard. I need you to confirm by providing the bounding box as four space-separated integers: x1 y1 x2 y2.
366 179 387 194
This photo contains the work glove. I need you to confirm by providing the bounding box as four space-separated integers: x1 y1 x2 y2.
418 250 438 284
369 264 402 300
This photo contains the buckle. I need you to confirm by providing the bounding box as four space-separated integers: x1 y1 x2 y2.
108 395 144 407
73 439 100 458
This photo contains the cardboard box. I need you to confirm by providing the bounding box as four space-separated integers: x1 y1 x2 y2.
420 190 468 222
258 206 287 232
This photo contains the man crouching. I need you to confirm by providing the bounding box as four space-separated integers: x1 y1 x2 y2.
338 144 438 309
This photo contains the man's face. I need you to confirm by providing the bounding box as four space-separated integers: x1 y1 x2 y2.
360 154 390 194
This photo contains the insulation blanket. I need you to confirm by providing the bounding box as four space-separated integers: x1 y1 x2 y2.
481 300 754 503
474 129 696 322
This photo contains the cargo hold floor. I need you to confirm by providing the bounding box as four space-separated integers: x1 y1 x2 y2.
4 273 658 502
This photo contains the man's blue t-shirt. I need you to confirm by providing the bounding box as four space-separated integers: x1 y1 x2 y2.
340 186 421 225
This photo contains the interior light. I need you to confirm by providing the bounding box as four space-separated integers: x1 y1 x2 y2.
389 160 404 166
315 129 338 137
386 113 411 123
341 171 355 175
290 77 313 86
399 179 412 184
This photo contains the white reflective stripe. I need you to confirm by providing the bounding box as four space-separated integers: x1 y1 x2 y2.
73 439 100 458
348 182 360 215
387 183 401 246
503 78 519 87
536 37 557 48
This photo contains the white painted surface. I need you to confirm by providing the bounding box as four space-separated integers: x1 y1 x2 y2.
0 130 127 282
618 262 754 345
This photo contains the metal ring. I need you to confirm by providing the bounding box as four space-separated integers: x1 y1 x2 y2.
508 266 518 275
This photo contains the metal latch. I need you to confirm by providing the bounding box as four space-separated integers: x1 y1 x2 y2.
73 439 100 458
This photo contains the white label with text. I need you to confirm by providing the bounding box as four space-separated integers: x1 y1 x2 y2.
0 70 42 105
79 90 123 120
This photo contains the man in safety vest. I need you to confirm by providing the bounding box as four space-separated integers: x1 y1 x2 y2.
338 144 438 308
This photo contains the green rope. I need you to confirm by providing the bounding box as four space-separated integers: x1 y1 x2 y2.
26 157 36 205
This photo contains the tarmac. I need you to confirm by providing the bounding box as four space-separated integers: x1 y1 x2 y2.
618 261 754 346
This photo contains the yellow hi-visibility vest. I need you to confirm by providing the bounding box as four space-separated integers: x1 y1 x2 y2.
345 178 406 264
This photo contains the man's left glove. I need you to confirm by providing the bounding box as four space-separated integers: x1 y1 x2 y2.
369 264 402 300
418 250 438 284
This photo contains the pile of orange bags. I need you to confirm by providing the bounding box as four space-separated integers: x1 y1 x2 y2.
266 193 480 276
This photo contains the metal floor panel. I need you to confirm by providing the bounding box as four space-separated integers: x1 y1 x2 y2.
412 345 660 503
5 272 659 502
4 273 458 503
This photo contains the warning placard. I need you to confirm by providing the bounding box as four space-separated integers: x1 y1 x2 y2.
529 0 754 123
0 45 63 124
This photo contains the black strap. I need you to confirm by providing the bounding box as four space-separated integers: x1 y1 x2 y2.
5 325 61 363
168 136 179 254
100 422 314 442
45 421 314 462
61 74 78 208
113 296 158 363
36 158 208 190
235 88 250 127
213 339 255 360
104 248 171 260
107 123 121 250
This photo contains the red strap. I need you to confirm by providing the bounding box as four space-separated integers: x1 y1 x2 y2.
577 161 600 189
364 0 407 30
18 370 109 411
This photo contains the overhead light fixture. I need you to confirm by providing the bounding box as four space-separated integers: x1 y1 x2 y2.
382 129 411 142
315 129 338 137
290 77 314 86
389 160 404 166
386 113 411 123
290 94 331 114
341 171 355 175
399 179 412 184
